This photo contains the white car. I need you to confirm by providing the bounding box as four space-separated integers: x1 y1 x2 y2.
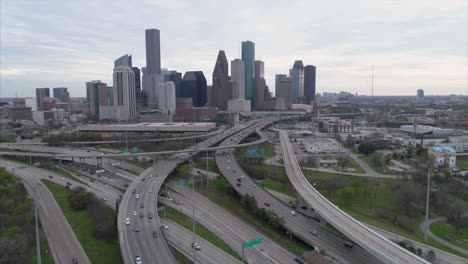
136 194 139 199
133 211 137 216
162 224 168 229
149 189 153 193
125 218 130 225
227 167 230 170
227 160 230 163
290 210 297 216
135 256 142 264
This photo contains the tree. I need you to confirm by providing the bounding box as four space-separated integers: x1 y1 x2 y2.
425 250 436 262
215 178 229 195
178 164 192 178
358 141 377 155
68 190 92 210
337 156 349 174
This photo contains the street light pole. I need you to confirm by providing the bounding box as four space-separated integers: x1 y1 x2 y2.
191 163 197 263
34 184 42 264
424 169 431 242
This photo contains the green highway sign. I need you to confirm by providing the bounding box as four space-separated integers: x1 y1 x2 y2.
178 179 186 185
123 148 129 153
243 237 263 248
131 147 139 152
188 178 193 184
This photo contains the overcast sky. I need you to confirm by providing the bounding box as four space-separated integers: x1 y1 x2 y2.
1 0 467 98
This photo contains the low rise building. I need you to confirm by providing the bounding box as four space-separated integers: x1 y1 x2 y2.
317 159 338 168
9 107 32 121
428 145 456 168
78 122 216 133
227 99 251 113
320 119 354 133
303 139 342 154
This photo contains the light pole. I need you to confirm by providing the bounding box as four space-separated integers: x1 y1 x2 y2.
34 184 42 264
424 169 431 242
190 160 197 264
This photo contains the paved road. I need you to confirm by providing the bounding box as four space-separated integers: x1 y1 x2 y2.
161 219 242 264
216 122 381 263
419 215 468 256
1 160 91 264
118 120 263 264
279 130 429 264
164 180 297 264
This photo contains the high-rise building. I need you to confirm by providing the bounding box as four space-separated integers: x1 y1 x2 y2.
254 60 265 110
231 59 245 99
141 67 148 92
241 41 255 102
211 50 230 110
303 65 316 104
35 88 50 110
132 67 141 91
290 60 304 98
145 29 161 75
277 76 293 109
158 81 176 114
417 89 424 99
181 71 207 108
86 81 107 118
113 66 137 120
53 87 70 102
163 70 182 97
275 74 287 97
114 54 132 68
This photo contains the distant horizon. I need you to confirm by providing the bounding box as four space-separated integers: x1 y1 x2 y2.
1 1 467 98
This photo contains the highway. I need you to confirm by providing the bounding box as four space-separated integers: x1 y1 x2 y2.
215 122 382 263
1 160 91 264
162 219 242 264
118 120 264 264
163 180 296 264
279 130 430 264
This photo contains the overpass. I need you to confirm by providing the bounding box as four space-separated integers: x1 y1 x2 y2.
279 130 430 264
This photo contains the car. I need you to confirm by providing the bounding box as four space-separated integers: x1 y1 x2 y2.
136 194 139 199
294 257 305 264
139 213 144 218
133 211 137 216
66 182 72 186
134 227 140 232
191 242 201 250
87 150 90 152
61 177 65 180
227 166 230 170
141 177 145 181
162 224 168 229
103 196 108 201
227 160 230 163
90 179 95 182
233 170 236 173
252 184 257 188
310 230 318 236
132 189 136 194
135 256 142 264
140 203 144 208
148 214 153 219
290 210 297 216
264 202 270 207
301 206 308 210
125 218 130 225
48 175 53 179
236 183 241 187
344 242 354 248
72 257 79 264
149 189 153 193
237 178 241 182
241 175 245 179
152 231 158 238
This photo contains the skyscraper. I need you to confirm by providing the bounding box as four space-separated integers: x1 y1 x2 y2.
275 74 287 97
163 70 182 97
242 41 255 102
417 89 424 100
211 50 230 110
254 60 265 110
303 65 316 104
132 67 141 91
277 77 293 109
86 81 107 118
114 54 132 68
113 66 136 120
36 88 50 110
181 71 207 108
158 81 176 114
145 29 161 75
53 87 69 102
231 59 245 99
290 60 304 98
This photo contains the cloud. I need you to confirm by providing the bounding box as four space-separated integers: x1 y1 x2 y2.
1 0 466 97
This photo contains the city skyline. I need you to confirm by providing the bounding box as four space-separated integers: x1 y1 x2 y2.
1 1 467 97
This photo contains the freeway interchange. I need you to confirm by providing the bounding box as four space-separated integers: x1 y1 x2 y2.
0 117 439 264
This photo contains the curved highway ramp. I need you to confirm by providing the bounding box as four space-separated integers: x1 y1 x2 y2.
279 130 430 264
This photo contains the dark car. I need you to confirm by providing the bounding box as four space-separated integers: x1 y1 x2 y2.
237 178 241 182
90 179 95 182
140 203 144 208
294 257 305 264
344 242 354 248
148 214 153 219
141 177 145 181
301 206 308 210
72 257 79 264
264 202 270 207
48 175 53 179
236 183 241 187
132 189 136 194
134 227 140 232
152 231 158 238
139 213 144 218
66 182 72 186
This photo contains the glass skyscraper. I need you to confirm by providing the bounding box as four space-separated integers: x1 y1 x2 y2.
241 41 255 102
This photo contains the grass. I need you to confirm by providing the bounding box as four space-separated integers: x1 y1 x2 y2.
194 159 219 174
39 164 89 185
457 159 468 170
360 155 392 174
194 180 313 258
341 157 366 174
0 134 16 143
30 225 54 264
431 222 468 251
42 180 123 264
163 207 242 261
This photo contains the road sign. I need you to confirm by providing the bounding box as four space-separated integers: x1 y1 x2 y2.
243 237 263 248
246 148 264 157
131 147 139 152
187 178 193 184
178 179 186 185
123 148 129 153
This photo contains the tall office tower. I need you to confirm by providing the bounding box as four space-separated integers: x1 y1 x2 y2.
105 86 114 106
211 50 230 110
290 60 304 98
303 65 316 104
35 88 50 110
114 54 132 68
163 70 182 97
85 81 107 117
231 59 245 99
277 76 293 108
113 66 136 120
254 60 265 110
53 87 69 102
158 81 176 114
141 67 148 92
275 74 287 97
181 71 207 108
241 41 255 102
417 89 424 99
132 67 141 91
147 74 164 108
145 29 161 75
